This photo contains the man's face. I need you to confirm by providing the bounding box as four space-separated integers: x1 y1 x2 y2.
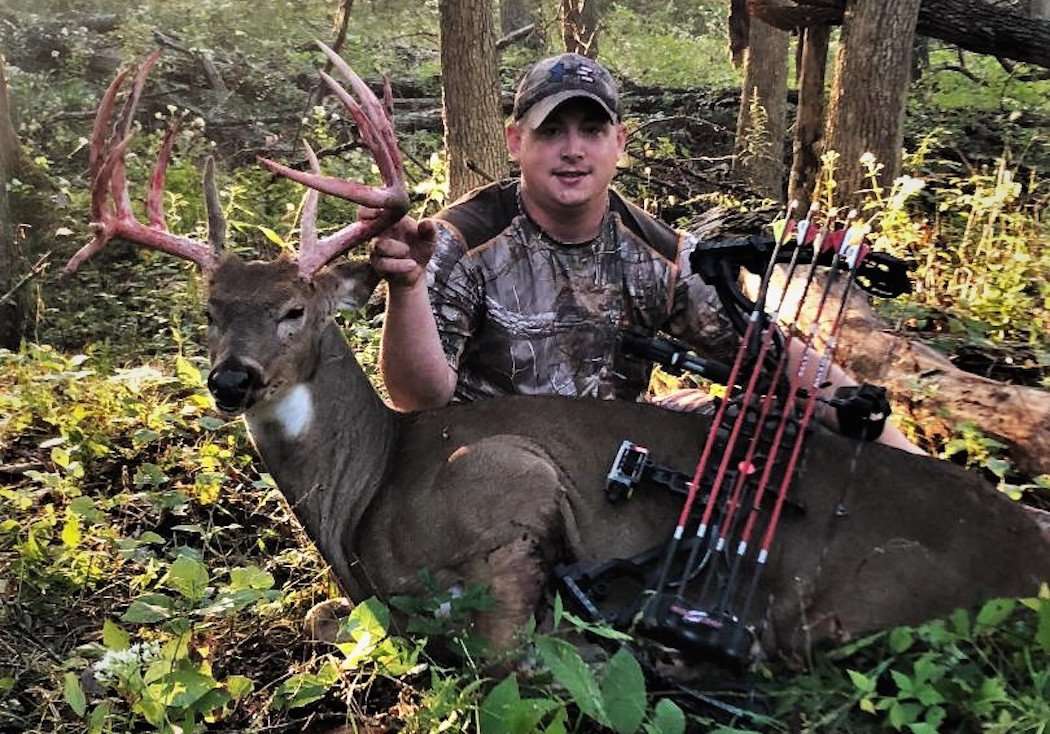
506 98 626 217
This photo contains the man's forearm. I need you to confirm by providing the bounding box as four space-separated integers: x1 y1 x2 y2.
380 281 457 411
786 339 924 454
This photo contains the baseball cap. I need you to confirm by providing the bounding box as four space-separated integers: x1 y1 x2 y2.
512 53 621 130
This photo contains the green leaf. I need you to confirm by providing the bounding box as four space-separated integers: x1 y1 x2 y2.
164 556 210 600
859 697 877 714
536 636 606 724
1037 597 1050 653
601 648 647 734
198 416 225 431
552 592 564 629
64 672 87 716
122 593 175 623
229 565 275 591
225 675 254 700
480 675 520 734
544 708 568 734
949 608 971 638
891 669 914 697
888 701 920 730
61 514 81 548
648 698 685 734
102 619 130 650
847 669 876 694
88 702 111 734
257 225 287 248
888 626 914 653
51 447 71 469
175 356 203 387
150 668 218 708
561 611 634 641
976 598 1015 630
273 660 340 710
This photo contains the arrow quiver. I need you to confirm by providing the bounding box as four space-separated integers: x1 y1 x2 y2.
560 208 912 668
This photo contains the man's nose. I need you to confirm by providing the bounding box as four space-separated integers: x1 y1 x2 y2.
560 129 584 159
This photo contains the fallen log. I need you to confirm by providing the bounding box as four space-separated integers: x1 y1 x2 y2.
761 268 1050 478
748 0 1050 70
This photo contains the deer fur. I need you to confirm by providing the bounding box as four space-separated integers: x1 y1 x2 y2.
208 255 1050 656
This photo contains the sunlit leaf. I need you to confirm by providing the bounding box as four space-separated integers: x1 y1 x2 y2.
64 672 86 716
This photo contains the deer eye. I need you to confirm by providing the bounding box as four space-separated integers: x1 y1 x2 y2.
280 306 305 322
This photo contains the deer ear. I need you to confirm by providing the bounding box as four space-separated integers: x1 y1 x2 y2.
322 259 381 311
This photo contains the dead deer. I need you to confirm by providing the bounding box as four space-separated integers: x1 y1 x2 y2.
66 46 1050 659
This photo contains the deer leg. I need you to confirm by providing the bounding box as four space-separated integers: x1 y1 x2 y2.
461 534 550 653
422 435 571 653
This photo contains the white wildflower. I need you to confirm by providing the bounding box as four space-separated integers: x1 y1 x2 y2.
91 641 161 686
859 151 877 167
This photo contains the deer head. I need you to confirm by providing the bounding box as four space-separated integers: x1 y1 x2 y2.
64 44 408 417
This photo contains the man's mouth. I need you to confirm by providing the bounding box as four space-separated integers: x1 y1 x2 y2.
554 170 590 183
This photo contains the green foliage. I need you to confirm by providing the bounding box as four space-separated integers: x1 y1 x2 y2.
916 46 1050 117
768 588 1050 733
603 2 740 89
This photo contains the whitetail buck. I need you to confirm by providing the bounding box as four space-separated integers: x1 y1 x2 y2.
67 47 1050 658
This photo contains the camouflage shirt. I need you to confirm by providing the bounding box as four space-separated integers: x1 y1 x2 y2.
428 181 736 403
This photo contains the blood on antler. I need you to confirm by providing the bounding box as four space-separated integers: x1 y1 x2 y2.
65 42 409 281
258 41 408 278
64 50 221 274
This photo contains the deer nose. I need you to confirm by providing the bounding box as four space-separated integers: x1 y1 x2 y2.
207 359 262 412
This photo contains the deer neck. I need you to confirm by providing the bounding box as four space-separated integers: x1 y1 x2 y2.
243 320 396 597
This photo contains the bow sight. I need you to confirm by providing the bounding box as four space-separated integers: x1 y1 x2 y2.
558 204 911 668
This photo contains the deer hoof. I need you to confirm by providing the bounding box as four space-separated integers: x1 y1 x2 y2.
304 597 354 643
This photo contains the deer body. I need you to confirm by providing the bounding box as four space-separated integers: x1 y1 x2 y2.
231 274 1050 652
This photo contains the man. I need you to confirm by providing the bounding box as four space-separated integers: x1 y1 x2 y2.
370 52 921 453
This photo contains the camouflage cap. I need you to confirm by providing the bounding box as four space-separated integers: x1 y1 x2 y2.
512 53 621 130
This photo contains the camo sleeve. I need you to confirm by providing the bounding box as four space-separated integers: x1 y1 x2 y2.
665 233 739 365
425 220 484 373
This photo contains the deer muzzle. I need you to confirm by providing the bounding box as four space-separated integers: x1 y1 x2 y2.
208 357 263 414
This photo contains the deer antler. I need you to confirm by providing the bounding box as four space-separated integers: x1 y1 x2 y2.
65 50 222 275
257 41 409 279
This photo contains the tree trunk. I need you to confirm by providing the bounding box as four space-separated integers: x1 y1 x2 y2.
0 56 26 349
501 0 544 47
733 17 789 200
439 0 508 200
749 0 1050 70
823 0 921 204
762 268 1050 478
561 0 601 57
788 24 830 212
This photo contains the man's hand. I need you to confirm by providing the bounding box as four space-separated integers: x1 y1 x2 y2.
361 208 437 289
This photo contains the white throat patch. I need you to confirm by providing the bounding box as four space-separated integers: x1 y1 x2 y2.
249 384 314 440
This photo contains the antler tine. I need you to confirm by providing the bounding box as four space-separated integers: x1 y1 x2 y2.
147 122 179 230
299 141 321 253
65 51 218 275
89 69 130 215
203 156 227 253
257 43 408 278
316 40 405 185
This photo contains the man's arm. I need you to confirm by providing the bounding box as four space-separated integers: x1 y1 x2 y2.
368 215 457 411
785 338 924 454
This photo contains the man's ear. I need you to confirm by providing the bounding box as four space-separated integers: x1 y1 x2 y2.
505 122 523 160
321 259 381 312
615 122 627 153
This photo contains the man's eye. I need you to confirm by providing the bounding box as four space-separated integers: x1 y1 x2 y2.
205 310 214 325
280 306 305 322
